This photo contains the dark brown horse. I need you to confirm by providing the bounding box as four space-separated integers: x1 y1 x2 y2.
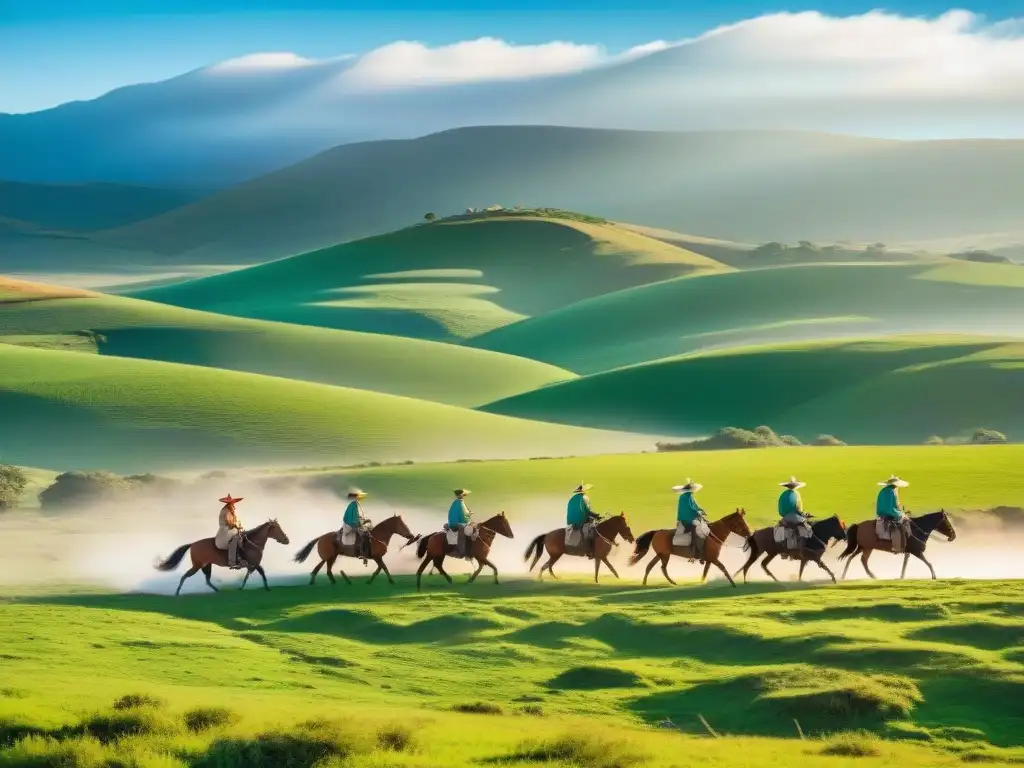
629 509 751 587
155 519 290 595
292 514 415 586
734 514 847 584
415 513 514 590
524 513 635 582
838 510 956 580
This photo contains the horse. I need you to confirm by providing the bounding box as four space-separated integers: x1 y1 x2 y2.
734 514 847 584
292 514 415 586
524 513 635 582
414 513 514 591
838 510 957 580
155 519 290 595
629 509 751 587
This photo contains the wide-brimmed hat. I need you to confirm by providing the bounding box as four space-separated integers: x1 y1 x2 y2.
672 479 703 493
219 494 243 506
347 489 368 499
453 488 471 497
878 475 909 488
779 477 806 490
573 483 594 494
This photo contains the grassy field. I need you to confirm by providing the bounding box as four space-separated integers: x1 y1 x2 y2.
481 336 1024 443
1 578 1021 767
471 261 1024 373
0 344 648 473
0 284 575 408
129 215 729 341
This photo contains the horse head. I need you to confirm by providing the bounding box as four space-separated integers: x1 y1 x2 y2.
388 513 416 541
936 509 957 541
726 508 753 538
815 514 847 545
267 518 290 545
604 512 635 543
486 511 514 539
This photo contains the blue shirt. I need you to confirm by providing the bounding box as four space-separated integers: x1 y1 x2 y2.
566 493 592 526
448 499 471 527
778 489 804 517
876 486 903 519
342 501 363 527
676 492 704 523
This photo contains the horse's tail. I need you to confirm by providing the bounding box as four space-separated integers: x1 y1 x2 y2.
293 536 319 564
837 524 860 560
416 535 431 560
629 530 656 565
155 543 190 572
742 534 756 554
524 533 546 566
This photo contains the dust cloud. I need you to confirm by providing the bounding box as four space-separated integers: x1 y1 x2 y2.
1 481 1022 593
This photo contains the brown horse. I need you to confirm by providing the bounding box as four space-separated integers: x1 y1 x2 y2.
838 510 956 580
629 509 751 587
415 513 514 590
734 514 847 584
292 514 416 586
155 519 290 595
524 513 635 582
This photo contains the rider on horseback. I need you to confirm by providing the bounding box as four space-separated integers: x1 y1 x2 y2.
877 475 912 554
778 478 813 557
567 483 600 557
337 489 372 564
447 489 476 559
673 479 709 560
215 494 246 569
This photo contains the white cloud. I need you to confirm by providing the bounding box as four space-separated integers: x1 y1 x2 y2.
206 52 319 73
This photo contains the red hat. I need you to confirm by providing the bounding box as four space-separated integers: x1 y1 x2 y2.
219 494 243 505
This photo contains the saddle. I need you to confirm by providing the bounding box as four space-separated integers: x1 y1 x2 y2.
564 524 597 558
672 523 692 547
773 523 807 551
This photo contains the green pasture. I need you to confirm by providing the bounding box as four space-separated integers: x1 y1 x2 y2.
482 335 1024 443
0 290 572 408
289 445 1024 531
1 578 1021 767
0 345 647 474
129 216 729 341
471 261 1024 372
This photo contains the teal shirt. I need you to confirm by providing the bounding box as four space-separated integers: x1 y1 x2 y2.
778 489 804 517
876 486 903 519
448 499 471 527
342 501 363 527
566 493 592 526
676 492 704 523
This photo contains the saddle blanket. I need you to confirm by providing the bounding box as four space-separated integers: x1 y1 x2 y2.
446 524 477 546
565 526 582 547
773 524 808 549
672 526 692 547
341 527 358 546
875 519 906 540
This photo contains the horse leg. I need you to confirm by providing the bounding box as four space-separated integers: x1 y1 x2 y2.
735 550 759 583
861 550 877 579
370 557 393 585
434 556 453 584
700 559 711 583
840 547 861 580
328 557 351 586
253 564 269 591
761 553 779 582
909 550 937 580
202 564 218 593
594 556 602 583
643 556 659 586
467 559 484 584
324 557 337 585
175 566 200 596
798 559 807 581
240 569 252 589
601 556 620 579
415 556 432 591
541 552 562 580
659 554 676 585
309 559 325 586
483 557 500 585
710 558 736 588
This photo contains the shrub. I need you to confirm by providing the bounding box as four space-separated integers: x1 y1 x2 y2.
499 733 644 768
452 701 503 715
184 706 238 732
80 707 176 743
780 434 804 446
924 435 945 445
970 428 1008 445
376 723 416 752
657 425 797 451
812 434 847 447
948 249 1011 264
0 465 27 510
194 719 368 768
820 731 883 757
38 471 130 510
423 212 436 222
112 693 164 711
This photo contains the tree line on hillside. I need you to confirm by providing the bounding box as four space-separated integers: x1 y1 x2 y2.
656 425 1012 452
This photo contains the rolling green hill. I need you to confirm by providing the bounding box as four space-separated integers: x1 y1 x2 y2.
0 344 647 473
128 214 729 341
0 278 575 407
472 261 1024 373
480 336 1024 444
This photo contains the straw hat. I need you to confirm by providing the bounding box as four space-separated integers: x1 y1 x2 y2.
672 479 703 493
453 489 471 497
573 483 594 494
219 494 243 506
779 477 806 489
878 475 909 488
347 489 368 499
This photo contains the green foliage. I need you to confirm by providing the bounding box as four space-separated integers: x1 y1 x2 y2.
971 429 1008 445
924 435 945 445
0 465 27 510
194 719 369 768
184 707 238 733
423 212 436 222
820 731 885 757
812 434 847 447
452 702 503 715
500 733 645 768
657 425 800 451
112 693 165 711
38 471 130 509
948 250 1012 264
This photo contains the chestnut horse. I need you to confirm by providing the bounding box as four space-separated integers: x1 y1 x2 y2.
155 519 290 595
734 514 847 584
292 514 416 586
524 513 635 582
629 509 751 587
838 510 956 580
415 512 514 591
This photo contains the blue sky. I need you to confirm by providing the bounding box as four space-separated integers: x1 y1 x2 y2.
0 0 1016 113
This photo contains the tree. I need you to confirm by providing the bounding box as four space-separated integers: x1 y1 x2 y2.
0 464 28 510
423 212 436 222
865 242 887 256
970 428 1008 445
812 434 847 447
39 471 130 510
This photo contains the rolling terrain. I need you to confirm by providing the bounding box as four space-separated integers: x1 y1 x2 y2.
129 213 728 341
0 277 574 407
0 344 646 473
